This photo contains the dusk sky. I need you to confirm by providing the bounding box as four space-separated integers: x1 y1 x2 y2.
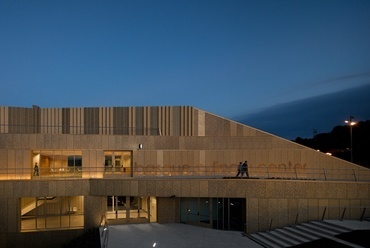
1 0 370 138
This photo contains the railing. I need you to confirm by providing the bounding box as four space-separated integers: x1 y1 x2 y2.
246 205 370 233
0 165 369 182
100 215 109 248
134 165 370 182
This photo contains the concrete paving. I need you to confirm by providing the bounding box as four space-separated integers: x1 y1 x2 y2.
101 220 370 248
103 223 262 248
324 219 370 230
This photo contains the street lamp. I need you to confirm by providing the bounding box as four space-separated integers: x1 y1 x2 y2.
344 116 356 162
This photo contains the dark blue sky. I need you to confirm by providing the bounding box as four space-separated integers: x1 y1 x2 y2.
237 83 370 140
1 0 370 134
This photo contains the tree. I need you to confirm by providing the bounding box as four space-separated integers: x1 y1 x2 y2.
294 121 370 168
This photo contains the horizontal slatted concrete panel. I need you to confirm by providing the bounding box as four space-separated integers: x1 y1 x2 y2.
0 106 9 133
40 108 62 134
8 107 40 134
62 108 70 134
100 107 113 135
70 108 84 134
150 107 159 136
1 106 197 136
112 107 128 135
180 106 193 136
172 106 180 136
135 107 144 135
158 106 171 136
144 107 149 136
84 107 99 134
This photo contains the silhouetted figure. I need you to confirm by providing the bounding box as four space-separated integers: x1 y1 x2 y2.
242 160 249 178
33 162 39 176
236 162 244 178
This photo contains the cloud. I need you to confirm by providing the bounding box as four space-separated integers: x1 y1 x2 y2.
234 83 370 140
281 71 370 97
312 71 370 86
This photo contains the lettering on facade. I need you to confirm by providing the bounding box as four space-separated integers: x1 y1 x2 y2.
258 161 307 171
134 161 306 173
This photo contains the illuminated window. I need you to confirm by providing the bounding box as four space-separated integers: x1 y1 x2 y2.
104 151 132 175
32 150 82 178
20 196 84 232
106 196 156 223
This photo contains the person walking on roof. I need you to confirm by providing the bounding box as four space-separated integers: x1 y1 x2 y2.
242 161 249 178
235 162 243 178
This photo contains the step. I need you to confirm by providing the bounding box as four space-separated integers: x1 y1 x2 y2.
310 220 353 233
250 233 281 248
274 228 310 244
324 220 366 232
259 231 291 247
295 224 328 238
291 223 365 248
283 226 319 241
267 230 298 246
301 222 338 236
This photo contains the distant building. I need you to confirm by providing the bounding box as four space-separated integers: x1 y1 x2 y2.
0 105 369 248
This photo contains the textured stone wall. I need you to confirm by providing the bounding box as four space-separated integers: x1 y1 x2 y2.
89 178 370 233
1 131 365 180
0 179 90 248
0 177 368 247
157 197 178 223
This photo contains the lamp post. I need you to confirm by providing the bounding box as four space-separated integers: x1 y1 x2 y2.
344 116 356 162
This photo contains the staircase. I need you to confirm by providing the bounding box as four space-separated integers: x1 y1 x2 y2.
21 197 58 216
247 220 358 248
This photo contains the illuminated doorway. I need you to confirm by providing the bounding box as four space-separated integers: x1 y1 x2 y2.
104 151 132 176
107 196 156 223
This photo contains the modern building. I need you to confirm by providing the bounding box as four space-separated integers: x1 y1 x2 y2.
0 105 369 248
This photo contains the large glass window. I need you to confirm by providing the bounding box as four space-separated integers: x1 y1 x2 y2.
107 196 127 219
213 198 224 230
20 196 84 232
181 197 245 231
188 198 199 224
32 150 82 178
229 198 245 231
107 196 156 223
104 151 132 176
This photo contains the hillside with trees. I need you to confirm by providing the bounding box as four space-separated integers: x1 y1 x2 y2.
294 120 370 168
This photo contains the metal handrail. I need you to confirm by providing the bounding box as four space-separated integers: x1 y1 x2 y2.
246 205 370 234
0 165 369 182
100 214 109 248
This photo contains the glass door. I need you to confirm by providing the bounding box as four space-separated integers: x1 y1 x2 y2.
181 197 245 231
187 198 199 224
181 198 212 228
104 151 132 176
107 196 156 223
199 198 211 227
107 196 127 220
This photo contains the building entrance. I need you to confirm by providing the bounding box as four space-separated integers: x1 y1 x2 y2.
107 196 157 223
180 197 245 231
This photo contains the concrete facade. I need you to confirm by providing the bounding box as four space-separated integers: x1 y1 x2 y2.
0 105 369 248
